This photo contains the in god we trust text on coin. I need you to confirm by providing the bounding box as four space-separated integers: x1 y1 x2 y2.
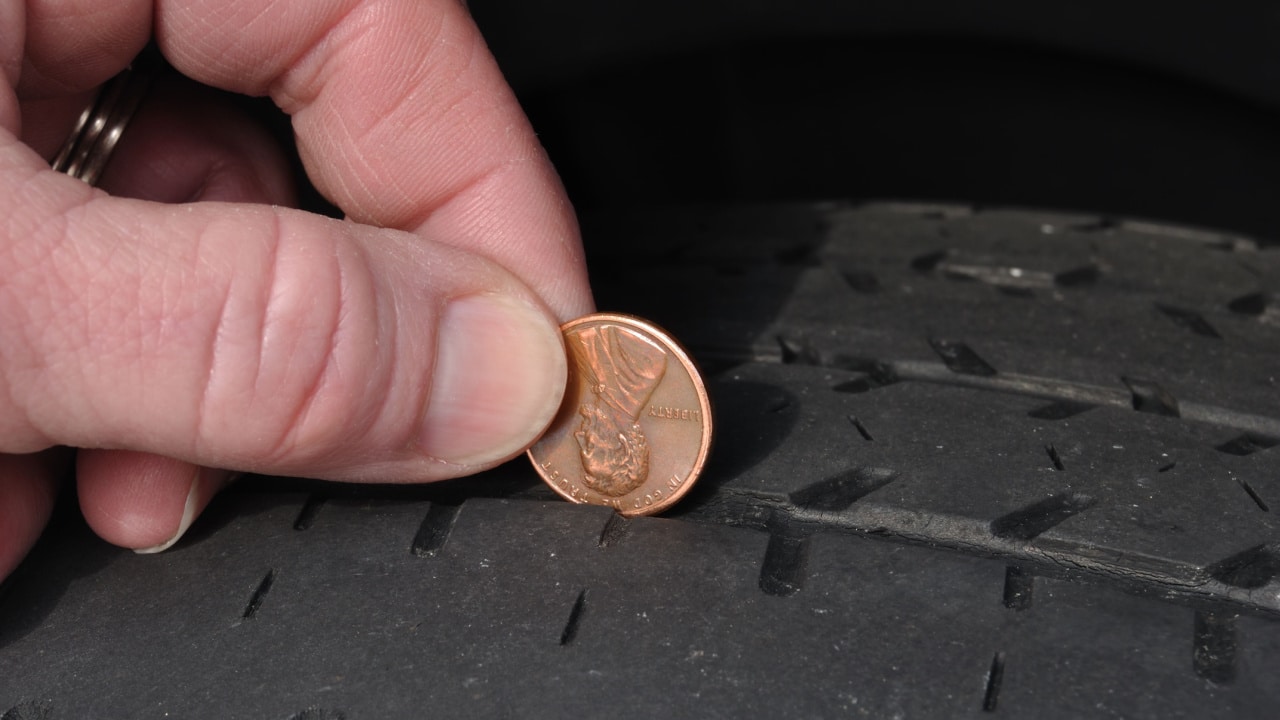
528 313 713 517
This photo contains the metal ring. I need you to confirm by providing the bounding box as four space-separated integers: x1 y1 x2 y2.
50 48 161 187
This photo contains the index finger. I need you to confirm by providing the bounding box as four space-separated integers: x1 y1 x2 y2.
21 0 594 320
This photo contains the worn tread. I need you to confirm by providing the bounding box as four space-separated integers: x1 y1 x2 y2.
1 203 1278 717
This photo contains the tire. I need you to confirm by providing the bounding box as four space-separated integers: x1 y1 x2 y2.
1 202 1277 718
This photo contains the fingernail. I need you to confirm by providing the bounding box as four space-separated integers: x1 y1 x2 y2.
134 468 203 555
421 293 567 466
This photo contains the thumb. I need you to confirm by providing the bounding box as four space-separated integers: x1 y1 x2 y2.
0 144 567 480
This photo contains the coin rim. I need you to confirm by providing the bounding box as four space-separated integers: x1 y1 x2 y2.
527 312 713 517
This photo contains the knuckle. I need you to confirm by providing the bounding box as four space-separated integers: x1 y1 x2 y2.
199 219 390 467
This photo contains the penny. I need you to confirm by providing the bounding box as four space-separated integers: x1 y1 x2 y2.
528 313 713 517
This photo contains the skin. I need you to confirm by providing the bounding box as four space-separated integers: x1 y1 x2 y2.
0 0 594 578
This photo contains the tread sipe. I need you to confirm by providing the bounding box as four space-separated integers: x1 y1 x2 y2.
1 203 1278 718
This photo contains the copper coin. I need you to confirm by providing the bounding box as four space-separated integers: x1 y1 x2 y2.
528 313 713 517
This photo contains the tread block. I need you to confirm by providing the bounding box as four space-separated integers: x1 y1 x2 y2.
996 578 1222 716
699 362 1280 596
6 203 1280 718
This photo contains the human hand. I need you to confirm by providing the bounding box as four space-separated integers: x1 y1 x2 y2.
0 0 593 578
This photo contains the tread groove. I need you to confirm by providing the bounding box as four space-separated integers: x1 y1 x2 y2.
1227 292 1268 316
849 416 874 441
937 259 1054 289
1053 264 1101 287
1155 304 1223 338
726 355 1276 438
1207 545 1280 589
997 285 1035 298
911 249 949 272
1002 566 1033 610
759 531 810 597
789 468 897 511
242 569 276 620
831 360 901 394
1045 444 1065 471
410 501 463 557
680 484 1280 617
766 396 792 414
777 336 818 365
288 709 347 720
1028 400 1096 420
598 514 631 548
1193 611 1238 684
990 493 1096 540
1237 479 1270 512
1121 377 1181 417
838 269 880 293
292 494 327 531
928 339 998 377
559 590 587 646
981 652 1007 712
1215 433 1279 456
1 702 52 720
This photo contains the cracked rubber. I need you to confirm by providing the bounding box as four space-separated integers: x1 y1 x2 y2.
1 203 1278 718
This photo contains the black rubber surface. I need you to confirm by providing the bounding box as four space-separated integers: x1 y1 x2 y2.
2 203 1278 718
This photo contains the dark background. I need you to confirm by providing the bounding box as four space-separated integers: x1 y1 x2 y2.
470 0 1280 244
